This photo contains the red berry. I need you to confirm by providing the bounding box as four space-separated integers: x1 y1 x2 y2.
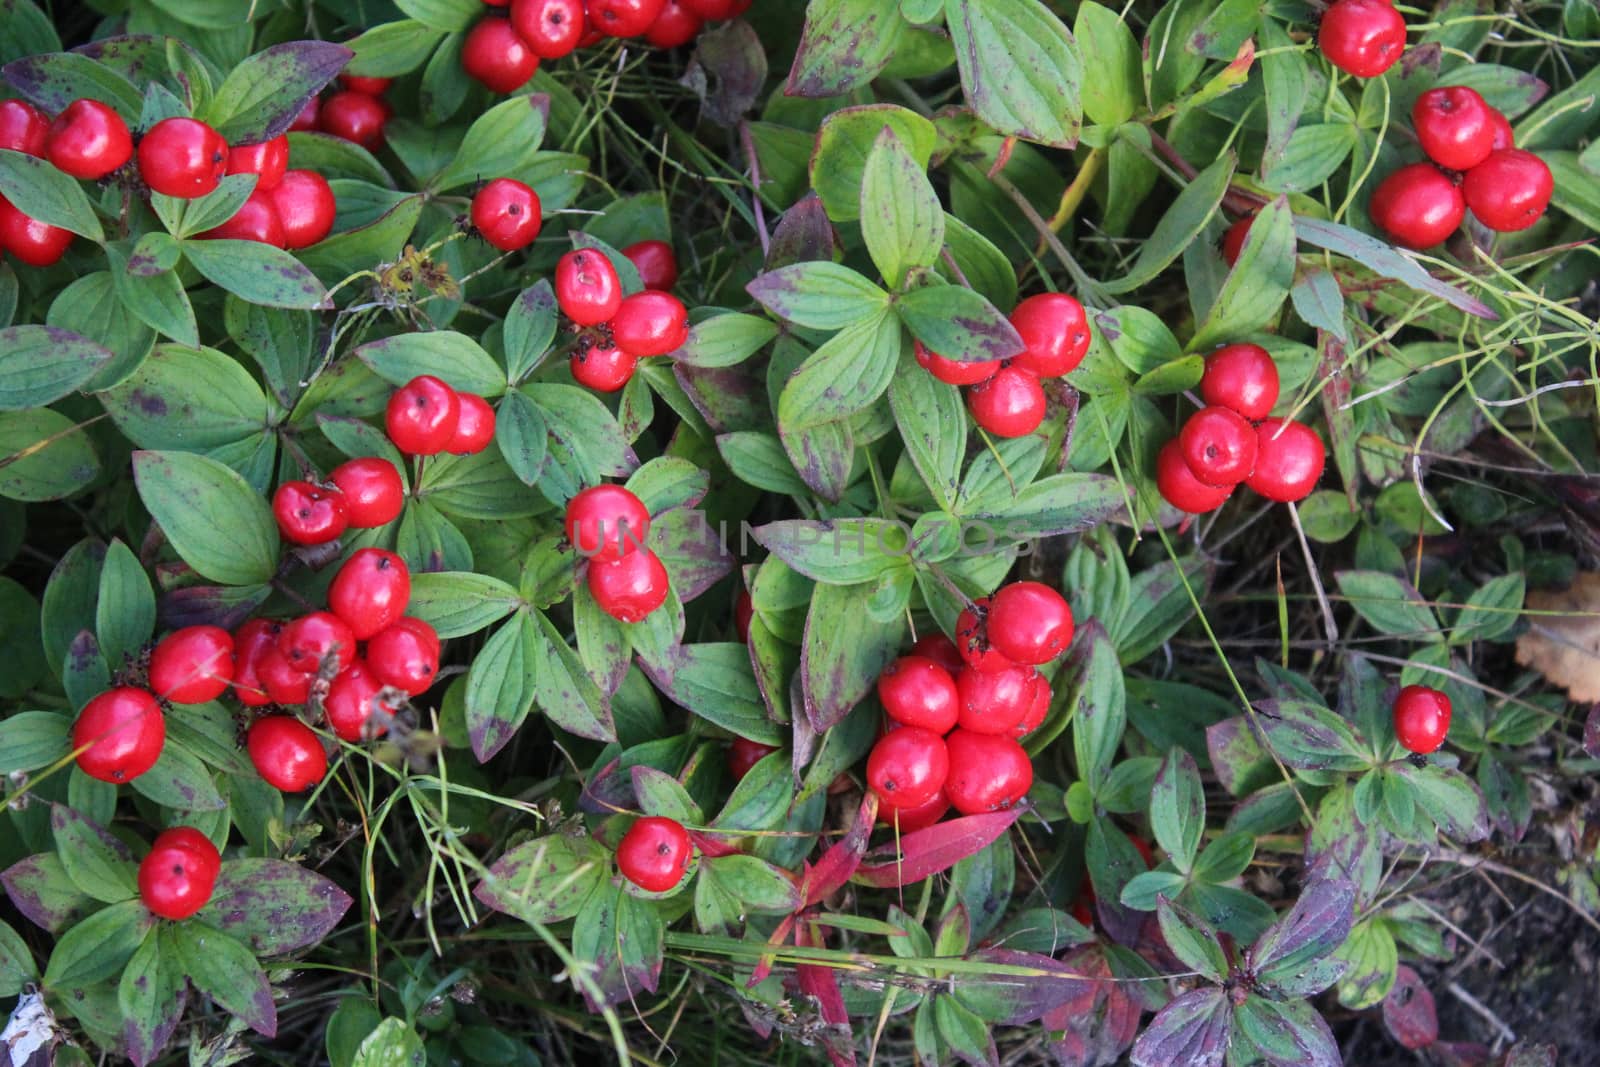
471 178 542 252
1369 163 1465 249
148 625 235 704
45 99 133 180
877 656 959 734
944 729 1032 815
1220 215 1253 267
565 483 651 562
258 646 312 705
588 547 670 622
269 169 337 249
446 393 497 455
288 97 320 132
1246 418 1326 503
319 90 388 150
1318 0 1407 79
866 726 949 810
272 480 349 545
329 457 405 528
1015 674 1050 738
555 248 623 325
610 290 689 357
511 0 588 59
955 598 1016 673
0 98 50 156
1462 149 1553 233
72 687 165 783
231 620 280 708
680 0 749 15
987 581 1074 665
621 239 679 290
968 366 1046 438
571 341 638 392
588 0 666 36
278 611 358 676
328 548 411 640
0 196 73 267
1179 406 1259 487
386 375 461 455
138 827 221 920
955 664 1039 735
1485 108 1514 151
1200 342 1279 421
137 117 229 199
616 815 692 892
462 17 539 94
645 0 702 47
1156 439 1233 515
726 737 777 781
339 74 393 96
1412 86 1497 171
1009 292 1091 378
734 591 754 642
323 660 397 741
247 716 327 792
875 789 948 832
367 617 440 695
914 340 998 386
198 188 285 246
1393 684 1451 754
910 633 966 674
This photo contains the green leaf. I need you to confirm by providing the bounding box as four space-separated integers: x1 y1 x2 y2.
1291 267 1349 343
355 330 506 397
352 1018 426 1067
785 0 905 98
0 710 69 774
747 261 889 330
201 41 347 143
803 580 906 732
397 0 484 33
435 94 549 191
181 239 328 310
889 353 966 511
1259 19 1308 163
1193 831 1256 883
778 310 902 432
0 408 99 502
0 148 103 240
0 326 112 410
674 312 779 369
939 212 1017 310
1255 699 1370 772
1393 761 1490 842
1157 896 1228 982
99 343 270 452
1450 573 1524 645
170 921 276 1036
1261 123 1356 194
1074 2 1142 126
1106 154 1235 294
346 19 445 77
750 519 912 585
1335 570 1442 641
896 283 1024 363
0 918 36 997
51 806 135 904
964 472 1125 538
1292 215 1496 320
528 383 633 503
1191 196 1296 350
1070 622 1126 795
638 643 781 745
859 127 944 289
0 0 61 65
407 572 520 639
502 280 558 382
118 926 185 1067
132 450 279 585
130 741 226 811
625 456 708 514
716 432 808 495
43 899 152 990
474 833 609 924
1547 151 1600 232
464 614 540 762
530 610 616 743
1150 748 1205 874
169 175 258 239
108 242 198 347
945 0 1082 148
809 104 936 222
299 196 425 288
94 539 153 669
1 50 141 122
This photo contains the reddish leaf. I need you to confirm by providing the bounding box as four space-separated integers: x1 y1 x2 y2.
801 793 877 907
1043 947 1146 1067
951 948 1090 1024
854 808 1022 888
1381 964 1438 1050
794 923 856 1067
689 830 741 859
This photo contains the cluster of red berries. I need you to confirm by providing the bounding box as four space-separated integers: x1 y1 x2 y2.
916 292 1092 439
290 73 393 153
1156 342 1325 515
462 0 752 94
557 245 689 391
1393 683 1451 754
564 482 671 621
1371 86 1554 248
863 581 1074 828
1318 0 1407 80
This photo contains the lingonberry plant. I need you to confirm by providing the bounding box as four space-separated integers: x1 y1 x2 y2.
0 1 1595 1065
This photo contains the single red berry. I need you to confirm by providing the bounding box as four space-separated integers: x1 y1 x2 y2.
73 687 165 783
323 660 397 741
968 366 1046 438
258 646 312 705
727 737 777 781
328 548 412 640
914 340 998 386
462 17 539 94
319 90 388 150
231 619 281 708
269 169 337 249
278 611 358 676
944 729 1032 815
1246 418 1326 503
1015 673 1050 738
734 590 755 642
1220 215 1253 267
367 617 440 695
288 97 320 132
1369 163 1465 249
1318 0 1407 79
0 196 72 267
875 789 948 832
621 239 679 290
866 726 950 810
987 581 1074 665
616 815 692 892
138 827 221 920
588 0 666 36
272 480 350 545
247 716 327 792
0 98 50 156
1200 342 1279 421
588 547 671 622
680 0 749 16
571 341 638 392
645 0 702 47
471 178 542 252
955 664 1039 735
610 290 689 357
1485 108 1514 152
910 633 966 674
1009 292 1091 378
137 117 229 199
386 375 462 455
45 99 133 179
512 0 588 59
1179 406 1259 487
1412 86 1497 171
1130 834 1155 869
555 248 623 325
955 598 1016 673
565 483 652 562
329 457 405 528
198 188 285 246
1462 149 1553 233
877 655 960 734
1156 439 1233 515
446 393 497 455
339 74 393 96
1393 684 1451 754
149 626 235 704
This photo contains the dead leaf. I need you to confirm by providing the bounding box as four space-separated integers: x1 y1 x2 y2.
1515 572 1600 703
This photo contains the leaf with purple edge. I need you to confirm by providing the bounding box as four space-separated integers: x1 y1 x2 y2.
1156 896 1228 983
571 881 665 1011
195 858 354 956
950 947 1093 1025
530 609 616 744
1381 964 1438 1050
1233 996 1342 1067
1252 699 1370 772
169 920 276 1037
50 804 135 904
474 833 609 925
1129 987 1230 1067
201 41 351 144
1292 216 1496 320
2 853 97 933
747 261 888 330
802 580 906 732
1391 760 1491 843
1248 877 1356 998
786 0 905 99
117 925 186 1067
639 642 779 745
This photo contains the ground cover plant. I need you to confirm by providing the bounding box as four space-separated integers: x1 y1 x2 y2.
0 0 1597 1064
